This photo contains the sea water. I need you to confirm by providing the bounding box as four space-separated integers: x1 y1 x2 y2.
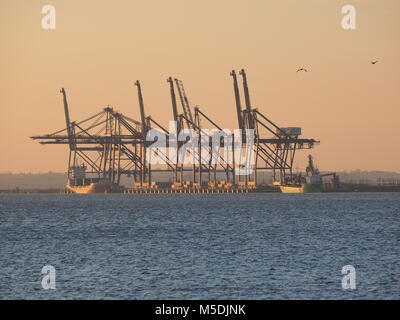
0 193 398 299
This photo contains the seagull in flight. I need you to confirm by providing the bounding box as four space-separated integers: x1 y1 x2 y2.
371 60 379 65
296 68 308 73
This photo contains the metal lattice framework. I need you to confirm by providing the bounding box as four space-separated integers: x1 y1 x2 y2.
31 89 147 185
230 69 318 185
31 70 318 190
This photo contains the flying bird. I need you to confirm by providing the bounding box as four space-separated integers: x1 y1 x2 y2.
296 68 308 73
371 60 379 64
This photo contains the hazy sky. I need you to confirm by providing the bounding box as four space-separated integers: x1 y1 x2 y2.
1 0 399 173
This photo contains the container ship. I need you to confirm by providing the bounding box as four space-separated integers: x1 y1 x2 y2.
278 155 323 193
66 165 123 194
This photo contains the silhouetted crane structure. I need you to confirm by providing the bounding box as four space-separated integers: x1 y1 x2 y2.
31 88 146 187
166 77 235 189
31 69 318 192
230 69 318 185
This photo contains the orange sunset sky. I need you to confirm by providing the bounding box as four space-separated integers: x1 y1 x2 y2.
0 0 399 173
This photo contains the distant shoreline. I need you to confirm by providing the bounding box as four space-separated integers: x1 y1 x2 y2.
1 183 400 194
1 171 400 190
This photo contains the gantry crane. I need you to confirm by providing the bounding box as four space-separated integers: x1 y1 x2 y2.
31 70 319 192
31 88 145 187
230 69 318 185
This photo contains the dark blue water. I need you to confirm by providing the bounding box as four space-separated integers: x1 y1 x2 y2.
0 193 399 299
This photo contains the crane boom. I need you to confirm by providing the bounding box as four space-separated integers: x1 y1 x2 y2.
60 88 75 150
230 70 243 130
167 77 179 124
174 78 194 128
134 80 147 133
239 69 254 129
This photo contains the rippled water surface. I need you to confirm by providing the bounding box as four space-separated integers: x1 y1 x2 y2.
0 193 399 299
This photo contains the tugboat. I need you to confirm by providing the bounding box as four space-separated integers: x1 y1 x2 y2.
279 155 323 193
66 165 123 194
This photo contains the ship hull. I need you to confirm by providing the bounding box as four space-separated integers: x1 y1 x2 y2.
280 183 323 193
66 182 122 194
